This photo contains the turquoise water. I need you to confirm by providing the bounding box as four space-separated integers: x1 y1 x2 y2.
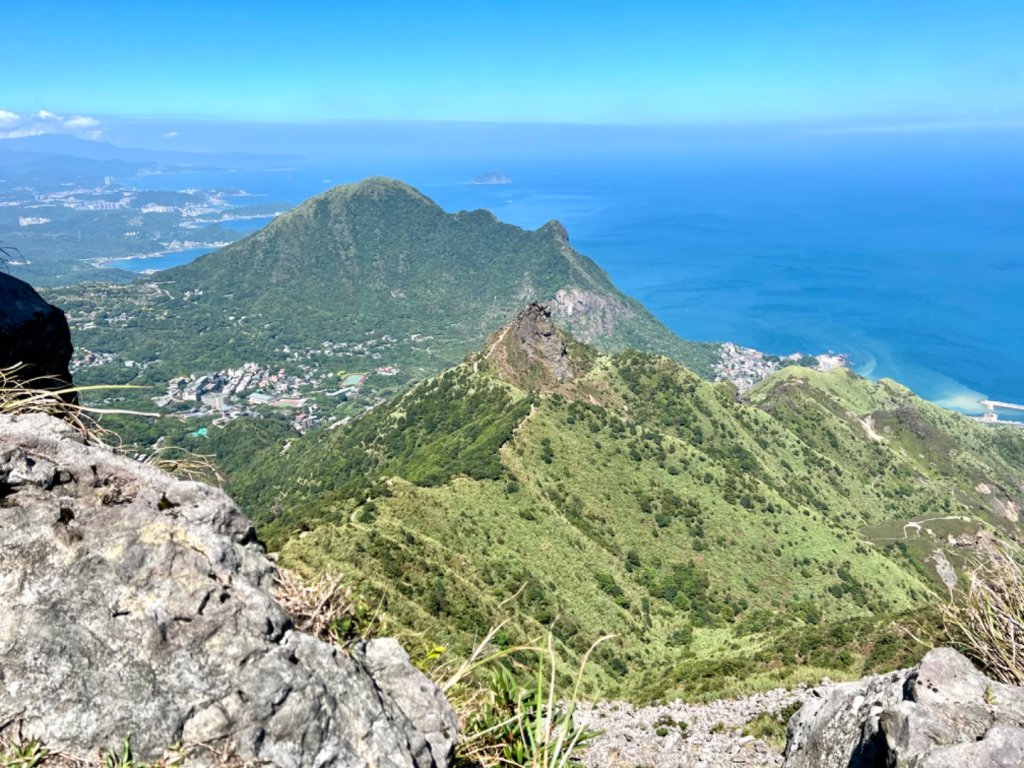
219 216 275 232
114 247 216 272
123 140 1024 411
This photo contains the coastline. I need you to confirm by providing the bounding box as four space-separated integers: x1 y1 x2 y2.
90 242 229 269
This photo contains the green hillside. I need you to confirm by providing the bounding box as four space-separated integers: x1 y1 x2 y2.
49 177 719 380
218 306 1024 701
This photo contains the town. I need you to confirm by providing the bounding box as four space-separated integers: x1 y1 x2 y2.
715 341 848 392
149 361 399 433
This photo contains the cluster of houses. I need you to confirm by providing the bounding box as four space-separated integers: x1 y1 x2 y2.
148 360 398 434
715 342 849 393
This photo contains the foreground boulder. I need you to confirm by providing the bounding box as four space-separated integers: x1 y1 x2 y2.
0 272 75 398
782 647 1024 767
0 413 457 767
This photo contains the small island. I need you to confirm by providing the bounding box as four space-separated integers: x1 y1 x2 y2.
469 171 512 185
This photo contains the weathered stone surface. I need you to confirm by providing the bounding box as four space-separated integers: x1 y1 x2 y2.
363 638 459 768
782 647 1024 768
781 668 905 767
0 413 455 767
576 686 813 768
483 303 584 392
0 272 75 398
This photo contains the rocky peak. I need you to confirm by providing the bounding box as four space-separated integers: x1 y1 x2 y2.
539 219 569 245
483 303 579 391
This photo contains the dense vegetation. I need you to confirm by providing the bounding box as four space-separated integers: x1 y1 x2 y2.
47 177 719 379
217 321 1024 701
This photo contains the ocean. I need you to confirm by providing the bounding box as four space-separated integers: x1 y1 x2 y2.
124 136 1024 415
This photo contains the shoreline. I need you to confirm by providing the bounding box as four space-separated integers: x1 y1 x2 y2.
90 242 229 269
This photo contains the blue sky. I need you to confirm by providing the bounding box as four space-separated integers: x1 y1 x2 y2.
1 0 1022 129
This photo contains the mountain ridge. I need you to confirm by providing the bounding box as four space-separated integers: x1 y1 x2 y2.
48 177 722 434
203 309 1024 701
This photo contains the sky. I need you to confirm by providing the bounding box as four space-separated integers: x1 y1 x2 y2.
1 0 1022 137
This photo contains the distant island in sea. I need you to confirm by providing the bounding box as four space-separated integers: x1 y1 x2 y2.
469 170 512 185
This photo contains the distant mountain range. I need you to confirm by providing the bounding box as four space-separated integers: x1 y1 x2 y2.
40 175 1024 702
0 133 301 169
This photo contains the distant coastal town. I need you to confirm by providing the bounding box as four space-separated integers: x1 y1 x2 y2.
714 341 848 393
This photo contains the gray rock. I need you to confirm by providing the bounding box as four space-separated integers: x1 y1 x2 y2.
782 647 1024 768
779 668 905 768
0 413 455 767
362 638 459 768
0 272 75 399
918 723 1024 768
575 686 812 768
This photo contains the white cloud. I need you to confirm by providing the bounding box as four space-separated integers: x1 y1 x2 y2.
65 115 99 129
162 130 179 138
0 128 45 139
0 109 103 141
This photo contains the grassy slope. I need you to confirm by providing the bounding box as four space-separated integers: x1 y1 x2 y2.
226 343 1024 701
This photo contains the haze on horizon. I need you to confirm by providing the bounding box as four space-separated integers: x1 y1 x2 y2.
2 0 1023 156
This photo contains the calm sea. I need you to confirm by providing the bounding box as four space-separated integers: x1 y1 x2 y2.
124 138 1024 413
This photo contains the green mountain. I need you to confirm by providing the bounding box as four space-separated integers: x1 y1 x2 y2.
213 304 1024 701
50 178 719 382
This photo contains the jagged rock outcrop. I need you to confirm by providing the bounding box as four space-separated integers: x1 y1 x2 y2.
782 647 1024 767
551 287 634 343
482 303 583 391
0 272 75 399
0 413 457 767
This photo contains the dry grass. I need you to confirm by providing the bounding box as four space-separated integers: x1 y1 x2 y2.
272 567 384 650
445 630 610 768
142 446 226 487
942 543 1024 686
0 364 227 487
0 365 155 444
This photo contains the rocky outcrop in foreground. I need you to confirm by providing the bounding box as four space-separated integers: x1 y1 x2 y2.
783 647 1024 767
0 272 75 398
577 648 1024 768
0 413 456 767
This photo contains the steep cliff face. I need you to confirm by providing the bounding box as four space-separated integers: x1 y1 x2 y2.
0 271 75 399
0 413 456 767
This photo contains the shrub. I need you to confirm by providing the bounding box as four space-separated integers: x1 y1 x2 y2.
742 701 802 754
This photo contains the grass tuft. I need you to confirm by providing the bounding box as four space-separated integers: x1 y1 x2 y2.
443 626 610 768
942 543 1024 686
741 701 802 754
0 738 50 768
272 567 384 650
